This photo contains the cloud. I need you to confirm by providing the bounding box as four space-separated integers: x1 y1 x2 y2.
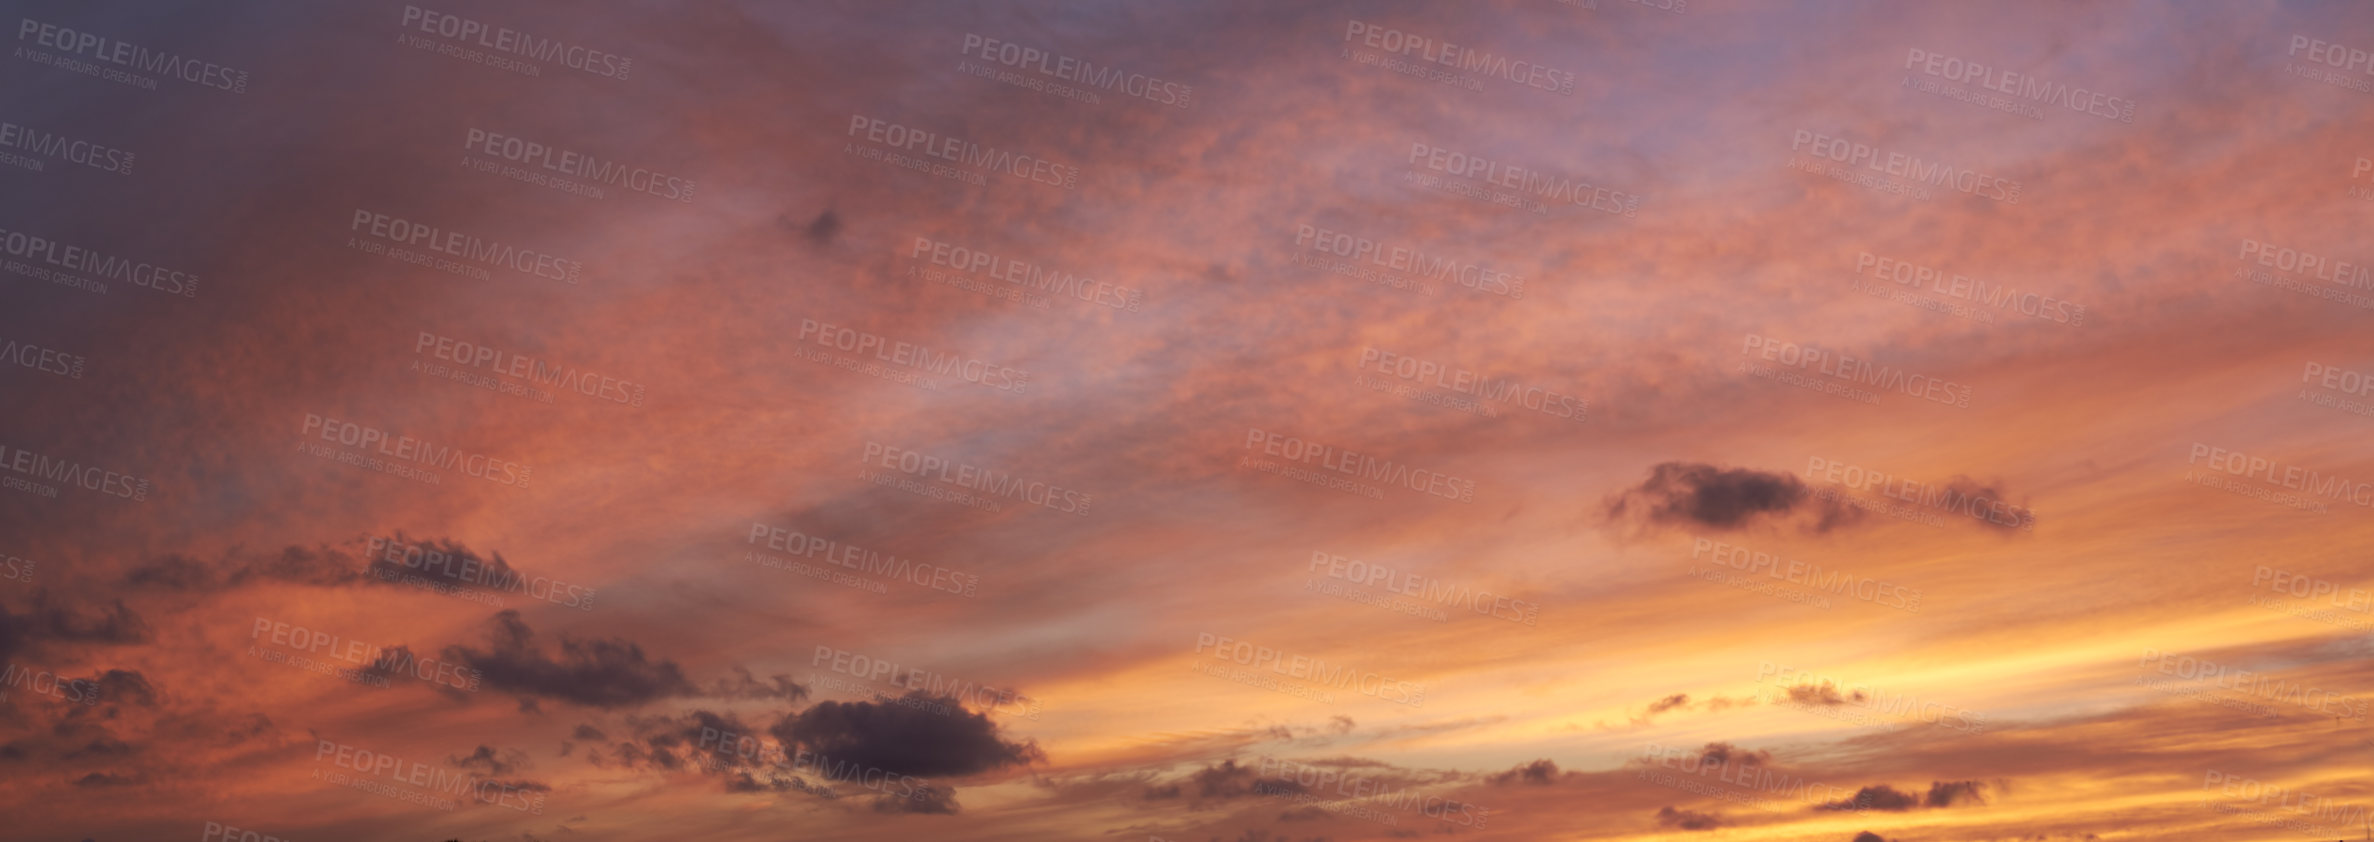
872 784 960 815
0 596 150 663
451 745 531 776
771 691 1042 779
440 611 698 709
1603 463 1860 533
705 666 809 703
1818 785 1921 811
1925 780 1987 807
803 210 843 245
1938 477 2037 532
1817 780 1989 812
1697 742 1770 768
1657 806 1727 830
1146 759 1305 801
1648 693 1690 714
1487 759 1560 786
1788 682 1866 706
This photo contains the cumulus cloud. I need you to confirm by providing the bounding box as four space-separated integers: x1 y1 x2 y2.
771 691 1042 779
440 611 697 709
1604 462 1860 533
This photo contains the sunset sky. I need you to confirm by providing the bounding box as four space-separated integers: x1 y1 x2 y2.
5 1 2374 840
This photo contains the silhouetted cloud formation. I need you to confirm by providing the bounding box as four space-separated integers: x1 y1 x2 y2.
772 691 1041 779
1604 463 1859 532
1658 806 1727 830
442 610 697 709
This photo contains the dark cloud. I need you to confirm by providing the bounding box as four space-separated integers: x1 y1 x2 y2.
71 771 145 787
0 595 150 663
1603 462 1859 533
1852 833 1889 842
1925 780 1987 807
1819 784 1921 811
1698 742 1770 768
1940 477 2037 532
451 745 531 776
873 784 960 815
772 691 1041 779
120 537 582 601
1657 805 1726 830
804 209 842 245
1788 682 1866 706
75 669 157 709
1647 693 1690 714
1487 759 1560 786
706 666 809 703
440 611 697 709
122 546 362 592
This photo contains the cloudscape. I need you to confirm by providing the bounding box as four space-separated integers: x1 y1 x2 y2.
4 1 2374 840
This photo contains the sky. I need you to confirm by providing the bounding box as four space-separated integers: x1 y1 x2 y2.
3 1 2373 840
